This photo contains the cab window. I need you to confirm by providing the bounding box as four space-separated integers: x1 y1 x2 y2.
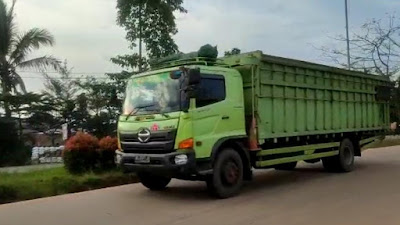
196 74 226 107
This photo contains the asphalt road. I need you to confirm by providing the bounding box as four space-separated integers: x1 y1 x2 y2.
1 146 400 225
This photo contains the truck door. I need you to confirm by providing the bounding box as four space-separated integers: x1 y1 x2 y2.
191 72 245 159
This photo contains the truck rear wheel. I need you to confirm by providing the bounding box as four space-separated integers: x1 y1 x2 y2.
206 148 243 198
138 173 171 191
274 161 297 170
322 138 355 172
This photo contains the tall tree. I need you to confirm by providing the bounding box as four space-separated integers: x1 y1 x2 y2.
391 78 400 124
320 14 400 123
113 0 186 71
320 14 400 77
0 0 60 118
76 72 131 137
42 62 77 124
0 92 54 138
224 48 241 56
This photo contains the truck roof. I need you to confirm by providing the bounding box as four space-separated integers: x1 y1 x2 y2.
221 51 390 82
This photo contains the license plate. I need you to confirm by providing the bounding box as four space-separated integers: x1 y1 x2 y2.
135 155 150 164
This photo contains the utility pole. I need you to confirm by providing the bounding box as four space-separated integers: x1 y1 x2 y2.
345 0 351 69
138 3 143 72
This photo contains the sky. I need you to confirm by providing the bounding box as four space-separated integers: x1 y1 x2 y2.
6 0 400 92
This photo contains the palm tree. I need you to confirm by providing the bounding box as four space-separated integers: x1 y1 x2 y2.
0 0 60 118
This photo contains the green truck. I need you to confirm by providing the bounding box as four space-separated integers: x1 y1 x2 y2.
116 51 391 198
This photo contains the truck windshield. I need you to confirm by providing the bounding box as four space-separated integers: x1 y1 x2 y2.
123 72 181 116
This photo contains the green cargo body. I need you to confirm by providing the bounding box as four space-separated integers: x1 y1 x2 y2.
222 51 391 142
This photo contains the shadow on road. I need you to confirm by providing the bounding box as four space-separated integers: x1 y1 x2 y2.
134 157 400 202
137 163 339 201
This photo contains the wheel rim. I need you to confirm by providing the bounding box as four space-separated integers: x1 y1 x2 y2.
343 146 353 165
221 160 239 186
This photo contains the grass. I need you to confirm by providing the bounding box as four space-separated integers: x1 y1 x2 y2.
0 167 137 204
1 136 398 205
365 136 400 149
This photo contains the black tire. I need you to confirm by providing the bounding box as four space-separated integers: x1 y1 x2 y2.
138 173 171 191
206 148 244 198
322 138 355 172
274 161 297 170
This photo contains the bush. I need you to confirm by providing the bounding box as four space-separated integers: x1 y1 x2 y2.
0 118 31 167
63 132 99 174
0 185 18 203
98 136 118 170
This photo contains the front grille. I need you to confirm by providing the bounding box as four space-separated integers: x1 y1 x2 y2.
120 130 175 143
121 141 175 154
120 129 176 154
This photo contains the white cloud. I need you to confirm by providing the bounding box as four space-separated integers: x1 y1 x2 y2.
8 0 130 92
4 0 396 92
175 0 344 61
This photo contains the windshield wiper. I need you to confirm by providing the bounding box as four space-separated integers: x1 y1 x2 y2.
125 104 155 121
160 112 170 118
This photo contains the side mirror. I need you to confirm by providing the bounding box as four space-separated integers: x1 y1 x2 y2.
188 68 201 85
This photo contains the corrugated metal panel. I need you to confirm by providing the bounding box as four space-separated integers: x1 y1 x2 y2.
223 51 391 140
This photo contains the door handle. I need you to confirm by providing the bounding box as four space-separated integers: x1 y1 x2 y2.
222 116 230 120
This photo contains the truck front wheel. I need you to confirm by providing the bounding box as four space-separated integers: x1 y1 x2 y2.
138 173 171 191
322 138 355 172
206 148 244 198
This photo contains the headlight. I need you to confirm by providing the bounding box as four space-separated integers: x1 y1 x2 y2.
174 154 188 165
115 150 123 165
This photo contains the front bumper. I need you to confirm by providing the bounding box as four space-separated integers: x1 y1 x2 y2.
116 150 197 177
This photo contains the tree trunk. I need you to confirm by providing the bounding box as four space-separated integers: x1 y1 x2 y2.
18 111 22 140
51 131 56 146
138 2 143 72
1 65 12 118
2 95 12 118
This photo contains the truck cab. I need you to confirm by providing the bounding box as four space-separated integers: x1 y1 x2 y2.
116 60 249 197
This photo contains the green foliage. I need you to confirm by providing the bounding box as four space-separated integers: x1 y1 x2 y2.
0 167 138 204
98 136 118 170
86 113 116 138
224 48 241 56
116 0 186 58
390 78 400 123
114 0 186 70
0 185 18 202
42 62 78 127
0 118 30 167
110 54 148 70
0 0 60 118
1 92 58 141
63 133 118 174
76 72 131 137
63 150 99 175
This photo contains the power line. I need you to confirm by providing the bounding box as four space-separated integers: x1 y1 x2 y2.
15 70 131 80
17 71 118 75
19 76 110 80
